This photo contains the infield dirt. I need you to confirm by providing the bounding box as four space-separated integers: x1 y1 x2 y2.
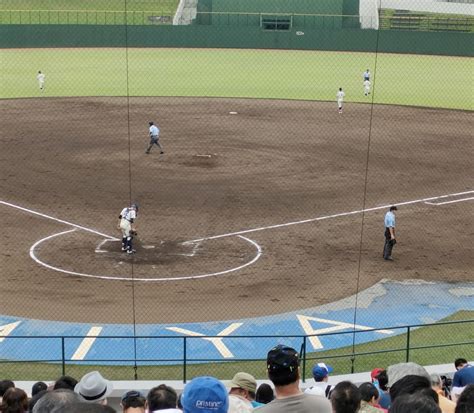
0 97 472 324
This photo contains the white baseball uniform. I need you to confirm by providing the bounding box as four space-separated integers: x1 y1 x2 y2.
337 90 345 111
119 207 136 238
37 72 45 90
364 80 371 96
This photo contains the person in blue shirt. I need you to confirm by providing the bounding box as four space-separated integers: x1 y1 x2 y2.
453 358 474 387
383 206 397 261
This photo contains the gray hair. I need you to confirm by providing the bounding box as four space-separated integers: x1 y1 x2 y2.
33 389 83 413
430 373 442 387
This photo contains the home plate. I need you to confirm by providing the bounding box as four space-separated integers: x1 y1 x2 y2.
229 111 238 115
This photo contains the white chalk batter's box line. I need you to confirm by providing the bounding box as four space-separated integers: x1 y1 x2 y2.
0 189 473 282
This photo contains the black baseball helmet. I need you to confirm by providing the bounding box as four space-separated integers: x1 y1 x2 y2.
149 121 154 126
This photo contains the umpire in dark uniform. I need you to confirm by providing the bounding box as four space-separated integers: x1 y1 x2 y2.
383 206 397 261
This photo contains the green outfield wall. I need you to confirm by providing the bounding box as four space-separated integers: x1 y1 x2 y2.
0 25 472 56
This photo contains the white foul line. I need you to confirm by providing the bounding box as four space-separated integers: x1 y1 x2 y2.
71 326 103 360
185 190 474 243
425 197 474 206
0 200 118 240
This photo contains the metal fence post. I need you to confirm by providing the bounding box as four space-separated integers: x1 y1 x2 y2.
61 337 66 376
406 326 411 362
183 337 187 383
302 336 307 383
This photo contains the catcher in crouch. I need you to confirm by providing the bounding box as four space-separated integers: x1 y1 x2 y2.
118 203 138 254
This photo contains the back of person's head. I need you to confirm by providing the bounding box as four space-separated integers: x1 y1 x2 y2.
389 393 441 413
359 382 379 402
255 383 274 404
32 389 83 413
0 380 15 397
430 373 443 389
53 375 78 391
266 345 300 386
330 381 361 413
28 390 47 412
0 387 28 412
121 390 146 412
455 384 474 413
376 369 389 391
455 358 468 369
32 382 48 396
55 403 116 412
147 384 178 410
390 374 431 402
417 388 439 404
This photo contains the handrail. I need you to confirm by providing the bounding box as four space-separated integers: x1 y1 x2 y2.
1 318 472 381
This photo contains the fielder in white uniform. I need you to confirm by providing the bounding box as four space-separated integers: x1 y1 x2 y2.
118 204 138 254
363 69 370 82
336 88 345 114
364 79 371 96
37 71 45 92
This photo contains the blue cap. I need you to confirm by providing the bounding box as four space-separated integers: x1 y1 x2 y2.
312 363 334 380
182 376 228 413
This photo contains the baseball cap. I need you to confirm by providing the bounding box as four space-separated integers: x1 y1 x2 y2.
390 206 398 211
121 390 145 402
371 368 384 381
181 376 228 413
312 363 334 380
229 372 257 393
267 345 300 372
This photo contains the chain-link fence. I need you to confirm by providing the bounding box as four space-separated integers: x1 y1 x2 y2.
1 0 473 385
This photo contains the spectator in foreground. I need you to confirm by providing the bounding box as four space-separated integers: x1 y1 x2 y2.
387 362 430 389
389 375 432 403
304 362 334 398
120 390 146 413
452 358 474 401
54 375 78 391
455 384 474 413
255 383 274 404
358 382 385 412
331 381 361 413
228 372 258 411
0 381 15 404
28 390 47 412
257 344 331 412
32 382 48 397
0 387 28 413
430 373 455 413
181 376 228 413
32 389 82 413
147 384 181 412
389 393 441 413
374 370 391 409
75 371 113 405
56 403 117 412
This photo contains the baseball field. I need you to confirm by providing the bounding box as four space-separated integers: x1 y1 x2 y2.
0 14 473 378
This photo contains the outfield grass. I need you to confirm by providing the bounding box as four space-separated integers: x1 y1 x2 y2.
1 312 472 380
1 48 472 110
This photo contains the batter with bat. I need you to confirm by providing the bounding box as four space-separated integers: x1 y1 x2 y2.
383 206 397 261
118 203 138 254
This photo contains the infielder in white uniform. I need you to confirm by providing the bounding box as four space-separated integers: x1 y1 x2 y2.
364 79 371 96
118 203 138 254
336 88 345 114
145 121 164 155
37 71 45 92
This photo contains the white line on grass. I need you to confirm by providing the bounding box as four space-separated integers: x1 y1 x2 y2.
185 190 474 243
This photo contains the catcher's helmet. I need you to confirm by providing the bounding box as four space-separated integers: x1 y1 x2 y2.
131 203 139 212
